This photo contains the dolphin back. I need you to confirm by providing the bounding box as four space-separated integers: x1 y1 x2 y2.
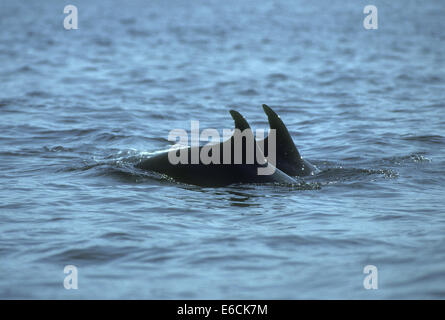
135 108 299 187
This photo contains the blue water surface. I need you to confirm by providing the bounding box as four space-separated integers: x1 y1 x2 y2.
1 0 445 298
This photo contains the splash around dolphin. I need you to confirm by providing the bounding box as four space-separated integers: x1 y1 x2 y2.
135 104 316 187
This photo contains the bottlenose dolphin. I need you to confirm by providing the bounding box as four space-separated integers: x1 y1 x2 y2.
260 104 316 176
135 109 297 187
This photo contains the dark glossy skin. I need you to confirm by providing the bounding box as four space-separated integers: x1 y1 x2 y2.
135 110 297 187
136 106 316 186
261 104 317 177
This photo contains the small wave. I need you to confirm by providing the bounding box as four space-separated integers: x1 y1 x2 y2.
125 78 156 85
93 37 112 47
165 77 188 84
38 128 97 137
319 75 360 86
43 146 74 153
230 180 322 190
238 89 259 96
100 232 135 241
402 135 445 144
268 73 288 81
380 153 432 165
422 75 443 84
120 17 136 25
263 234 383 249
66 151 169 184
15 65 39 74
314 167 398 182
287 181 322 190
0 97 26 108
126 29 152 37
26 91 50 98
94 132 134 142
42 245 134 265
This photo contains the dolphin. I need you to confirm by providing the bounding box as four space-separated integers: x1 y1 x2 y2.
135 109 297 187
260 104 317 176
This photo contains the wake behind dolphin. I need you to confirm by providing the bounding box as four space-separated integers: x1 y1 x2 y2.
135 105 316 187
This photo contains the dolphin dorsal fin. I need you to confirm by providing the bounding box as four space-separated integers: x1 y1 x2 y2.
229 110 251 131
262 104 302 160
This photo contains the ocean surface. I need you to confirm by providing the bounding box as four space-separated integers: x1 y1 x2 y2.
1 0 444 299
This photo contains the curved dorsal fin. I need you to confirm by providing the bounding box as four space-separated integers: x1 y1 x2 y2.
261 104 316 176
229 110 251 131
227 109 264 166
262 104 301 159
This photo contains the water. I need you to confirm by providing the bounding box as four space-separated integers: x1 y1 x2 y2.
1 0 445 299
